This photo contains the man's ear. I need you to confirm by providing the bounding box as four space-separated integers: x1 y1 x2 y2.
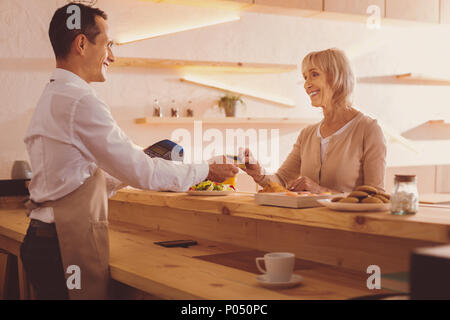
73 34 88 56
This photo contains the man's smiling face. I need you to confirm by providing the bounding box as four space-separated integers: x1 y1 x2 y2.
83 16 115 83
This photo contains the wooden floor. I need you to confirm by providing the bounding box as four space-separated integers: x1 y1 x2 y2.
0 208 394 300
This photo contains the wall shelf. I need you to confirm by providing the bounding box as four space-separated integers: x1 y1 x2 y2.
180 76 296 108
134 117 319 125
358 73 450 86
138 1 450 26
113 57 297 74
140 0 251 11
402 120 450 140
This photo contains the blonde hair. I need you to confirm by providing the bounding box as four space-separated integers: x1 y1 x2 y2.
301 48 355 107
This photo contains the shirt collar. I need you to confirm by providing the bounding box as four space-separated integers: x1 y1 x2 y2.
50 68 92 91
316 121 323 138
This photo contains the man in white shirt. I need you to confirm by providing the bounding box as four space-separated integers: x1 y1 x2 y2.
20 3 238 300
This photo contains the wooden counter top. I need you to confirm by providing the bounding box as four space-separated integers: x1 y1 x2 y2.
111 189 450 243
2 190 447 299
107 189 449 274
0 208 393 300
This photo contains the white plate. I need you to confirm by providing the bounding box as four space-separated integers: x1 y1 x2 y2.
187 190 235 196
256 274 303 289
317 199 390 212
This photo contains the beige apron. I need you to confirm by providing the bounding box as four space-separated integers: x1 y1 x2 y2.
26 168 110 300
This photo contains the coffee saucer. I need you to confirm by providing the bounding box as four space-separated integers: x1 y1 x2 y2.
256 274 303 289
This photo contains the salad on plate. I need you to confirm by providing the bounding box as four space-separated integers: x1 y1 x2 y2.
189 180 235 192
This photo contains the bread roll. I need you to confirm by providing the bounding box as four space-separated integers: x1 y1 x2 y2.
355 185 377 195
331 197 344 202
339 197 359 203
361 196 383 204
373 194 389 203
349 191 369 199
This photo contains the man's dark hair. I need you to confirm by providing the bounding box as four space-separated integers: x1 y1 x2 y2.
49 3 107 59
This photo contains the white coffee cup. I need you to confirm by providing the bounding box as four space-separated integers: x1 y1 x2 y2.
255 252 295 282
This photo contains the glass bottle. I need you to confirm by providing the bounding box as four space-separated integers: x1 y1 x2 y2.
391 175 419 215
152 99 162 118
186 100 194 117
171 99 179 118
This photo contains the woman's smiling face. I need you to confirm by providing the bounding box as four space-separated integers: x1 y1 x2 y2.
303 67 333 108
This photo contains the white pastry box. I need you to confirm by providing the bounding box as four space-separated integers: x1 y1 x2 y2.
254 192 339 209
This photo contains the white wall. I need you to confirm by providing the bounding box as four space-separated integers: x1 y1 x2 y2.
1 0 450 180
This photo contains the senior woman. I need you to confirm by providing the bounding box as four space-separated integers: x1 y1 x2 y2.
240 48 386 193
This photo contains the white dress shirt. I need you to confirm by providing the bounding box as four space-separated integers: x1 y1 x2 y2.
25 68 209 223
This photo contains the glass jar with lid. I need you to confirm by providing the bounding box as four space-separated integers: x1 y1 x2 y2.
391 175 419 215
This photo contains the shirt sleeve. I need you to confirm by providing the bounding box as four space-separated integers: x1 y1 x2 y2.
362 120 387 192
256 132 303 188
104 171 128 198
73 95 209 192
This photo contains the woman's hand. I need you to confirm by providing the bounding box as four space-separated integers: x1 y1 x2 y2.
287 176 325 193
238 147 264 181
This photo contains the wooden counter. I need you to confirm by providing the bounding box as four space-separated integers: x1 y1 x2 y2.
0 207 393 300
111 189 450 242
109 189 450 273
2 189 449 299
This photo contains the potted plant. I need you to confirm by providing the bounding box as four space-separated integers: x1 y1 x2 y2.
218 93 245 117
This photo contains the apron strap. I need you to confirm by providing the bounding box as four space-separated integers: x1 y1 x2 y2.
24 198 42 217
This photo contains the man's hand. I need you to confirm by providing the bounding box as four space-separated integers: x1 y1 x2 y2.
206 156 239 183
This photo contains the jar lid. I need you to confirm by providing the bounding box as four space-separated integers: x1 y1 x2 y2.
394 174 416 182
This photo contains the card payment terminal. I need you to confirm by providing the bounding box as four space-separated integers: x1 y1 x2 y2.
144 139 184 161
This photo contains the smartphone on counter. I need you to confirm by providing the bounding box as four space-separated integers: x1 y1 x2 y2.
154 240 198 248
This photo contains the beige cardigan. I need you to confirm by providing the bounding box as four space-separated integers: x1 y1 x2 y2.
257 112 387 192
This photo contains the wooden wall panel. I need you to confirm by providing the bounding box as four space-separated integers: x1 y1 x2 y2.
255 0 323 11
386 0 440 23
325 0 385 16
